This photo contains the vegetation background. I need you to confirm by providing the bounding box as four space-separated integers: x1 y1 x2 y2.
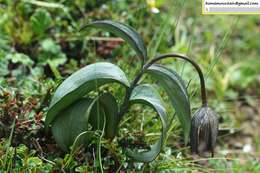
0 0 259 172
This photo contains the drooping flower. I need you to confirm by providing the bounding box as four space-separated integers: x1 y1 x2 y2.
190 106 219 157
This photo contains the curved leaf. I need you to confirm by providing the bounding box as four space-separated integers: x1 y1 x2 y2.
46 62 130 127
146 64 191 144
51 98 92 151
80 20 147 65
100 93 119 139
51 94 111 151
89 92 119 139
127 84 168 162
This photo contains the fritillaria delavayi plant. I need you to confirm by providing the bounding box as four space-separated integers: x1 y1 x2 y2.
45 20 219 162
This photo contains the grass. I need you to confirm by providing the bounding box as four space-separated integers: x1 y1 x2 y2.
0 0 259 172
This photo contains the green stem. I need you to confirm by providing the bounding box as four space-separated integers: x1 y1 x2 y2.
98 118 106 173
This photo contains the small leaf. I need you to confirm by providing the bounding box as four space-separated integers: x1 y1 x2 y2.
40 39 67 68
146 64 191 144
127 84 168 162
40 39 60 54
30 8 52 35
46 62 130 127
80 20 147 65
6 53 33 67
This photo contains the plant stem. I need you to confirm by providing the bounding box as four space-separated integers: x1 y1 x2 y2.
119 53 208 119
147 53 207 106
118 67 146 119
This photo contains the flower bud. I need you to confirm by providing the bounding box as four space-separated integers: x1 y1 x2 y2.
190 106 219 157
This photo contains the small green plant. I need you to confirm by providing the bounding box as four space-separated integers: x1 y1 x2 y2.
45 20 219 162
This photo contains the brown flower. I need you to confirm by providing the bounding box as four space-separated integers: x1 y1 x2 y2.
190 106 219 157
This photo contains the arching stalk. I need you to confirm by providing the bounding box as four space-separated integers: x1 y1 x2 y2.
119 53 207 119
144 53 207 106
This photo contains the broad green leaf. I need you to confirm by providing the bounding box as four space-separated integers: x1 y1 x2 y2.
146 64 191 144
127 84 168 162
89 102 105 132
80 20 147 65
101 93 119 138
51 98 92 151
89 93 119 139
52 92 119 151
30 8 52 35
46 62 130 127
